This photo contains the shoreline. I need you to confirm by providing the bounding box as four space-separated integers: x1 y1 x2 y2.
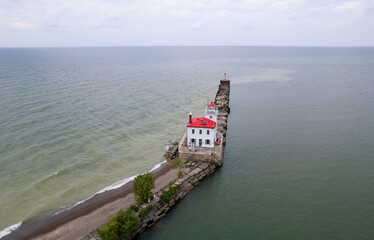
3 79 230 240
2 162 177 240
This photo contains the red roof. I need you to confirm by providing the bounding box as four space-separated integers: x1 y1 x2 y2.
208 102 215 107
187 117 216 129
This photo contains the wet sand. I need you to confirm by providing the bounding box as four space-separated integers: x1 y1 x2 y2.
4 163 177 240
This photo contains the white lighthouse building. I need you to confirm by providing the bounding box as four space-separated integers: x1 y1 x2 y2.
204 101 218 122
187 102 218 149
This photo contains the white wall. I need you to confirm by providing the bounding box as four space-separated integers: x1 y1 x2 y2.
204 109 218 123
187 127 216 148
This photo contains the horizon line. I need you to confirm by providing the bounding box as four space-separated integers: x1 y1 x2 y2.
1 45 373 49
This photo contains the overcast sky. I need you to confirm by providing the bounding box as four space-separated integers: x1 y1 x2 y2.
0 0 373 47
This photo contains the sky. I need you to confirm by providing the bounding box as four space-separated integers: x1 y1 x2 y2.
0 0 373 47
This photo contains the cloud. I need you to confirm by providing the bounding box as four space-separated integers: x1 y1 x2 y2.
333 1 363 12
12 20 35 29
0 0 373 46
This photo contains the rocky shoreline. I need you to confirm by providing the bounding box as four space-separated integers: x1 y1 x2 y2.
83 162 216 240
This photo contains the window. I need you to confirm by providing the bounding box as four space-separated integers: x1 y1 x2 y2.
207 130 210 135
192 129 195 134
191 138 195 143
205 139 210 145
199 130 202 134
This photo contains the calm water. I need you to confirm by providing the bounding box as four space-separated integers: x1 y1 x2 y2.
1 47 374 239
140 47 374 240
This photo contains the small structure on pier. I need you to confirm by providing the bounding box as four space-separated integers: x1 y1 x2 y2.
205 101 218 122
187 102 218 150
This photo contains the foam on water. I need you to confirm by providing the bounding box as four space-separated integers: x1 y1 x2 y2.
97 160 166 195
150 161 166 172
52 160 167 217
0 222 22 239
231 68 295 85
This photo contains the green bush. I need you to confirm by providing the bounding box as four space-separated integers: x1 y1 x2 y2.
177 170 183 178
169 180 176 186
133 173 155 205
171 157 186 169
160 185 180 203
139 204 153 218
129 205 139 212
116 209 139 237
97 217 119 240
97 208 140 240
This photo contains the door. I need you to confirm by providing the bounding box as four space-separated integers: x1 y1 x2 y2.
199 139 202 147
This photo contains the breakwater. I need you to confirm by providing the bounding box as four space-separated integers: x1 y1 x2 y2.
82 79 230 240
82 162 216 240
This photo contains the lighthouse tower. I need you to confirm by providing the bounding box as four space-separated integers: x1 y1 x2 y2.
204 102 218 123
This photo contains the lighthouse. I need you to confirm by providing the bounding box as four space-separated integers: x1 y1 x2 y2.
186 102 218 149
204 102 218 123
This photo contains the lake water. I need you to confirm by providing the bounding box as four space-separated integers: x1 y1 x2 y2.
1 47 374 239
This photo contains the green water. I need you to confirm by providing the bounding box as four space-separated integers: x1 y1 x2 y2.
140 48 374 240
0 47 220 232
1 47 374 239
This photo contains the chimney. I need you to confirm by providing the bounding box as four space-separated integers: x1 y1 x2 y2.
189 112 192 123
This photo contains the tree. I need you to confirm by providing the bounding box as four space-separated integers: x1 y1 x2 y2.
97 208 140 240
97 217 119 240
133 172 155 204
116 209 139 237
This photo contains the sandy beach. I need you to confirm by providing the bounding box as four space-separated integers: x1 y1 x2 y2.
5 163 177 240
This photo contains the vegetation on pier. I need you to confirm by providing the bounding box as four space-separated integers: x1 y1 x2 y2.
129 205 139 212
160 184 180 203
170 156 186 169
97 208 139 240
139 204 153 218
133 172 155 204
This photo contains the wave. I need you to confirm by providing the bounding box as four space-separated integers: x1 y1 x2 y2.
96 160 166 195
35 171 59 184
150 160 166 172
0 160 168 237
54 160 166 215
0 222 22 239
96 175 137 195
